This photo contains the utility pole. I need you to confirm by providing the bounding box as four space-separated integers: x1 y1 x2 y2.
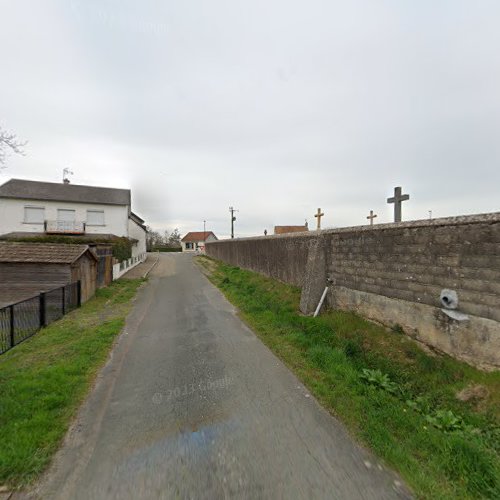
203 220 206 242
229 206 238 239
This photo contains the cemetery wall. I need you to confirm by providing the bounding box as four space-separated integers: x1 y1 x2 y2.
205 231 316 287
206 212 500 369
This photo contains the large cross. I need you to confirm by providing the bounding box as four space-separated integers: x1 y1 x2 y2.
387 186 410 223
367 210 377 226
314 208 324 230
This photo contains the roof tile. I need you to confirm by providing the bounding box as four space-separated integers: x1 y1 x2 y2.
274 226 309 234
0 179 130 206
181 231 217 242
0 242 97 264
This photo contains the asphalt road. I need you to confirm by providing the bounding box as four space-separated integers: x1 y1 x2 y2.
35 253 411 500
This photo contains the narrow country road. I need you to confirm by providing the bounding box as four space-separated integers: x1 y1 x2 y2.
35 253 411 500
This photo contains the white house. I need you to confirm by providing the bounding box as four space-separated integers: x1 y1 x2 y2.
0 178 147 260
181 231 218 252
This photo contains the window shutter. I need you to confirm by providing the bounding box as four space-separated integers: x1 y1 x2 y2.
87 210 104 225
24 207 45 223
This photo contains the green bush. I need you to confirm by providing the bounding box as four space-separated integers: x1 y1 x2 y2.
153 247 182 252
111 237 133 262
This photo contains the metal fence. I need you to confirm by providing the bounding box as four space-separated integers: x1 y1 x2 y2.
0 281 81 355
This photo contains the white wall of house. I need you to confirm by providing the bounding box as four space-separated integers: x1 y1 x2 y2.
181 234 217 252
0 198 129 237
128 218 147 259
181 241 196 252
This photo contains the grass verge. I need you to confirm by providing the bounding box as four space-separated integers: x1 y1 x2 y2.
0 279 144 488
197 256 500 499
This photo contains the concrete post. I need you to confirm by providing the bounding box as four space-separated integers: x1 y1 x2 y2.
299 235 328 315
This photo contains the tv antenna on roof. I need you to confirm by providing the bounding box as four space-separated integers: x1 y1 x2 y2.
63 167 74 184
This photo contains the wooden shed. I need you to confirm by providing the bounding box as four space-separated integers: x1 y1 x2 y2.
0 242 98 305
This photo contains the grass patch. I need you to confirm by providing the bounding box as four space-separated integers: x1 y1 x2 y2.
0 279 144 488
197 256 500 499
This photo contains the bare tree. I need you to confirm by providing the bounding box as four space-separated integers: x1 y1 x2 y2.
145 226 163 251
0 127 27 167
168 228 181 248
163 230 170 245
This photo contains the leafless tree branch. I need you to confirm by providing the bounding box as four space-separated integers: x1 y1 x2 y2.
0 126 28 167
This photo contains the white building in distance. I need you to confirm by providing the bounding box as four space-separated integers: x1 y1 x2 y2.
181 231 218 252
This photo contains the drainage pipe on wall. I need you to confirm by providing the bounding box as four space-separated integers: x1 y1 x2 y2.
313 286 329 318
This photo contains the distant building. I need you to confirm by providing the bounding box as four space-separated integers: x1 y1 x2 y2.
274 225 309 235
0 178 147 260
181 231 218 252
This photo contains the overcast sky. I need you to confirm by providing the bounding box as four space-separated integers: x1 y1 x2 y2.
1 0 499 238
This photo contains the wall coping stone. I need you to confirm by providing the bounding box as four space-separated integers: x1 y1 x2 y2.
206 212 500 244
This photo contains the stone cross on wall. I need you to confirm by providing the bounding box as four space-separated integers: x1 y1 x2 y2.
314 208 324 230
367 210 377 226
387 186 410 223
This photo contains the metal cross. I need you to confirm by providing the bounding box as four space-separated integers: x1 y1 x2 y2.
387 186 410 223
366 210 377 226
314 208 324 230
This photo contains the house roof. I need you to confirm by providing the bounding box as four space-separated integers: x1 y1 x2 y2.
0 178 131 206
181 231 217 242
0 242 98 264
129 212 147 230
274 225 309 235
130 211 145 224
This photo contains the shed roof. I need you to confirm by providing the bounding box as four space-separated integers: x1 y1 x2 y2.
0 242 98 264
181 231 217 242
274 225 309 235
0 178 131 206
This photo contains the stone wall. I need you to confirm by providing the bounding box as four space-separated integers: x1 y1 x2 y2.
326 214 500 323
206 213 500 369
205 231 316 287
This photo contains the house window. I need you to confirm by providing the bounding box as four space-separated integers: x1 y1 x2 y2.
185 242 194 249
24 206 45 224
87 210 105 226
57 209 76 221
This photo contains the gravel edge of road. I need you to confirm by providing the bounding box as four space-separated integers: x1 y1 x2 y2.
143 253 160 278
